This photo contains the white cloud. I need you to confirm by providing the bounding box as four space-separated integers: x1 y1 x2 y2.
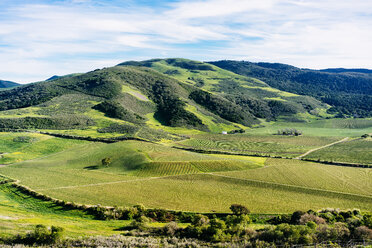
0 0 371 83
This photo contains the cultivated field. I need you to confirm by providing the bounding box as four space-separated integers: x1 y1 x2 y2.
176 134 341 158
304 138 372 165
0 139 370 213
246 118 372 137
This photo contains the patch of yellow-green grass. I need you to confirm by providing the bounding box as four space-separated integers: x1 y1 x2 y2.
0 106 45 118
149 59 267 92
122 84 151 102
217 158 372 196
264 97 286 101
304 138 372 165
0 132 88 164
0 184 130 239
245 118 372 137
207 154 267 166
176 134 341 158
242 85 298 97
39 171 372 214
1 138 370 214
0 140 258 189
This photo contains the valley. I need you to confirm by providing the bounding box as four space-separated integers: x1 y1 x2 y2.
0 58 371 246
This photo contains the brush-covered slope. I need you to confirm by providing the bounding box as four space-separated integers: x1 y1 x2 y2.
209 60 372 118
119 58 327 122
0 80 19 88
0 59 328 141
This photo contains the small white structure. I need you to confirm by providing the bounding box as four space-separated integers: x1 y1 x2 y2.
222 131 228 135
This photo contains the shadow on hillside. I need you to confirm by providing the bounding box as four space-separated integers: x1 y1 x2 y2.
83 165 99 170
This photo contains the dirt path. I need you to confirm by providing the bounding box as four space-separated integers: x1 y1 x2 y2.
295 137 350 160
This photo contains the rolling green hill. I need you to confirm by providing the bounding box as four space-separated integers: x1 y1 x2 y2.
0 80 19 88
0 59 329 141
0 59 371 245
210 60 372 118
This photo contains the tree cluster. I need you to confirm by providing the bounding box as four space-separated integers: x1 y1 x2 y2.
211 60 372 117
189 89 258 126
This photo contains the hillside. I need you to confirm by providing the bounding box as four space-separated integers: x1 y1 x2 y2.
0 59 328 141
119 58 327 122
209 60 372 118
0 80 19 88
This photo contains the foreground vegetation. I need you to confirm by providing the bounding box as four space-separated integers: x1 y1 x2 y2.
1 181 371 247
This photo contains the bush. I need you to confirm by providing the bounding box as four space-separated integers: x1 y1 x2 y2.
163 222 179 236
353 226 372 239
101 157 111 167
230 204 250 215
189 89 258 126
299 214 326 225
97 123 139 134
0 116 95 130
93 100 144 123
12 225 64 245
291 210 306 224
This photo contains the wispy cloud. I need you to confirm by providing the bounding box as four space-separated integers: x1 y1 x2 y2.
0 0 371 83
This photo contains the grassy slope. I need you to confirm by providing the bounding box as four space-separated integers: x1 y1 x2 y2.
0 132 88 164
245 118 372 137
37 165 372 213
304 138 372 165
175 133 341 158
0 140 264 188
0 184 128 239
0 138 370 213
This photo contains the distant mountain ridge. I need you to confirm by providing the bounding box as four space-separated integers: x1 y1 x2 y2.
0 80 19 88
209 60 372 117
319 68 372 74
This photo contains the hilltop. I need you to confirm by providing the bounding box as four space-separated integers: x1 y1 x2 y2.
0 58 329 141
0 80 19 88
210 60 372 118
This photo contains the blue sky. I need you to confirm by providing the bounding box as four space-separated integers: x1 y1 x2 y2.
1 0 372 83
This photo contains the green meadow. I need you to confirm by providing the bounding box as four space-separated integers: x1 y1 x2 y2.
0 138 370 214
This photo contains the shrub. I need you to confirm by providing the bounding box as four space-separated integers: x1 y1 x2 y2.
12 225 64 245
189 89 258 126
299 214 326 225
12 136 38 143
230 204 250 215
93 100 144 123
291 210 306 224
353 226 372 239
152 81 205 129
191 214 209 227
97 123 139 134
101 157 112 167
163 222 179 236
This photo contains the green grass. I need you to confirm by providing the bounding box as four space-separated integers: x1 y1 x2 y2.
176 133 340 158
304 138 372 165
0 138 369 213
37 170 372 214
247 118 372 137
0 184 128 239
217 158 372 196
0 127 370 217
134 160 261 177
0 132 87 164
0 140 264 189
